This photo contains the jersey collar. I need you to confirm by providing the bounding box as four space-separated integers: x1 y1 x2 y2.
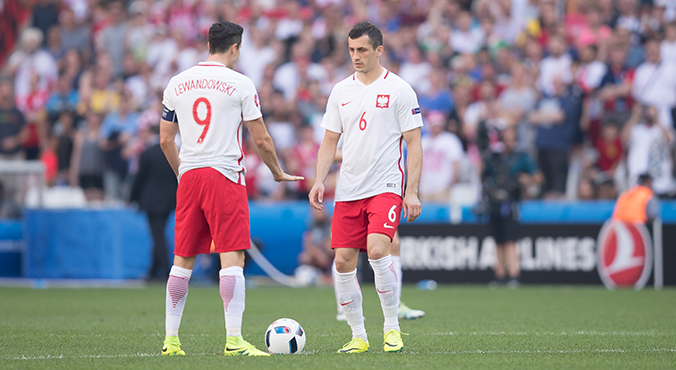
353 68 389 86
197 61 227 67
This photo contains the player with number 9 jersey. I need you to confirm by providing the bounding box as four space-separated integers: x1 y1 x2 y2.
158 21 301 358
162 60 259 185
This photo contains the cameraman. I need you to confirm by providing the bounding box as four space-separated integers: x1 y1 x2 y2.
481 127 542 287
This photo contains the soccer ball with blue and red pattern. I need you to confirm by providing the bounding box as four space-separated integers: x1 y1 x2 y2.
264 318 306 354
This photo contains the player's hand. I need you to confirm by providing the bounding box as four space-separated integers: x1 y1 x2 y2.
402 193 422 222
309 183 325 210
273 172 304 182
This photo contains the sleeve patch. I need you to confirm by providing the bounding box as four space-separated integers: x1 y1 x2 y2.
411 107 421 115
162 106 176 122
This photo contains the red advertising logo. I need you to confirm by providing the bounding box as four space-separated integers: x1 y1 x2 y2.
597 221 652 290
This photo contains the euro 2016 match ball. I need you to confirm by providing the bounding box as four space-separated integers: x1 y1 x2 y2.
264 318 306 354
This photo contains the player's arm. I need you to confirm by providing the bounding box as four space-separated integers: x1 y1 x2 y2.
159 118 180 177
402 128 422 222
309 130 341 210
245 117 303 182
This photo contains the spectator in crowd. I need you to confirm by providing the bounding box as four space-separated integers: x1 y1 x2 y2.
631 38 676 128
16 73 48 160
599 45 634 125
450 11 484 54
419 69 454 116
660 21 676 62
273 43 327 101
399 46 432 94
575 44 608 95
45 73 80 124
265 89 296 151
498 62 538 155
419 111 464 203
100 1 128 78
482 127 541 288
53 109 76 185
537 34 572 97
295 207 333 287
59 7 91 58
4 28 58 107
598 176 619 200
125 2 154 62
577 176 598 200
130 124 177 282
622 104 675 197
70 111 105 202
595 120 624 176
576 6 613 52
530 76 581 198
32 0 60 46
464 79 503 141
84 62 120 115
0 77 26 160
238 26 279 88
99 92 138 201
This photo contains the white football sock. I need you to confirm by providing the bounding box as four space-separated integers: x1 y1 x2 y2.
220 266 246 337
334 267 367 342
391 255 403 303
369 255 400 333
166 265 192 337
332 260 343 315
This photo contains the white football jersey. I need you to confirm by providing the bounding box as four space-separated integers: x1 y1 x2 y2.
162 61 262 185
322 69 423 202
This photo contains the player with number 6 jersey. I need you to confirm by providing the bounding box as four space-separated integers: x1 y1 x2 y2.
309 21 423 354
159 21 302 358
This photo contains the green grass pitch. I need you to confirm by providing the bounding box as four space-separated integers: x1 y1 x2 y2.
1 284 675 369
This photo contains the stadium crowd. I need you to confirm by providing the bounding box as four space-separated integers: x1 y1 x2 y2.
1 0 676 212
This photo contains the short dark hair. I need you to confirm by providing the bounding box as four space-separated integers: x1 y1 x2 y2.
348 21 383 50
638 173 653 185
208 21 244 54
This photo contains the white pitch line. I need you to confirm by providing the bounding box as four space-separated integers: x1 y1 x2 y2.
406 348 676 355
5 348 676 360
8 331 672 339
427 331 673 336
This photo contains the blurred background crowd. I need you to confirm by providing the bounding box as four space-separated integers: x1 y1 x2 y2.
1 0 676 217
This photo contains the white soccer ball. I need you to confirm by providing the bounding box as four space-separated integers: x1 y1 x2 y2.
264 318 306 354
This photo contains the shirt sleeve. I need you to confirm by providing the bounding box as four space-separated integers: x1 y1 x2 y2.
162 78 175 112
397 83 424 132
240 77 263 122
321 86 342 134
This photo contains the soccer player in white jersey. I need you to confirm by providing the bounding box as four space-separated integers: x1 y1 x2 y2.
309 21 423 353
159 21 302 356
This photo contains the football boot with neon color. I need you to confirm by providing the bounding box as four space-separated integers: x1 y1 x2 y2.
337 337 369 353
223 336 270 356
161 336 185 356
383 329 404 352
398 302 425 320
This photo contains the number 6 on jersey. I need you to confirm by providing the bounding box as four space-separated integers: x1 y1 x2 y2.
193 97 212 143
